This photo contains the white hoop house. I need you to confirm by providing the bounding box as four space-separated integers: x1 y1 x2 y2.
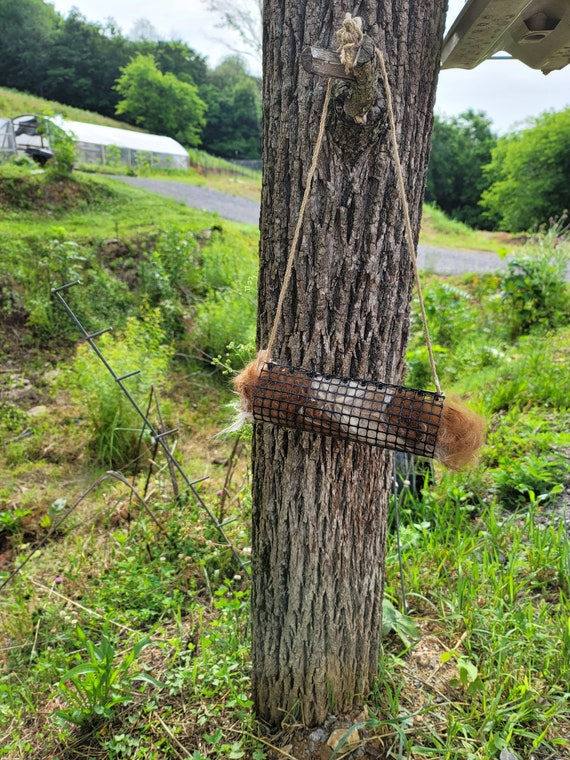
63 119 189 170
11 115 189 170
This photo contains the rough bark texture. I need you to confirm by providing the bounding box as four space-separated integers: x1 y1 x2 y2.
253 0 447 727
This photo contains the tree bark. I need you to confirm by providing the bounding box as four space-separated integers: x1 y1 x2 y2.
253 0 447 727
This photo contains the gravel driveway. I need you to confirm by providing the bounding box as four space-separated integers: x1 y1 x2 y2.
117 176 261 226
116 177 569 279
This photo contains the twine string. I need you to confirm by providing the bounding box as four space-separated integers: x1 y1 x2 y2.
375 46 442 395
265 77 334 360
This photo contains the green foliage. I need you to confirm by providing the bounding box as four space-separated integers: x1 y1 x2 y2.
408 227 569 409
45 10 131 117
381 598 420 648
200 57 261 160
54 625 162 727
3 142 570 759
0 226 134 344
476 333 570 413
383 484 570 758
0 506 32 534
0 0 59 95
115 54 207 147
491 454 565 509
498 216 570 338
66 313 173 468
426 110 497 229
38 118 77 180
136 39 208 88
406 278 501 388
481 107 570 232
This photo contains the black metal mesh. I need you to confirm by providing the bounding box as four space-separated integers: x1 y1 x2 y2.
252 362 444 458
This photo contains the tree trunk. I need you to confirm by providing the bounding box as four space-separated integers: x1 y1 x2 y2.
252 0 447 727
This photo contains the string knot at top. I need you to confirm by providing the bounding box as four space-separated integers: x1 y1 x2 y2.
336 13 364 74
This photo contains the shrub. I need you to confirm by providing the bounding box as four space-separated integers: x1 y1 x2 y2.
65 311 173 469
498 215 570 338
38 118 77 181
193 289 256 365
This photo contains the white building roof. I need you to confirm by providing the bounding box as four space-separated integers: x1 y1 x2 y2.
60 119 188 158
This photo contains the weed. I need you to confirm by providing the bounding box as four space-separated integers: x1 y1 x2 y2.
53 625 162 727
491 454 566 509
499 219 570 338
64 311 173 468
38 118 77 182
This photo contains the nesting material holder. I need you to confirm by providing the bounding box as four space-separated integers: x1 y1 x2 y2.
253 361 443 458
231 352 486 470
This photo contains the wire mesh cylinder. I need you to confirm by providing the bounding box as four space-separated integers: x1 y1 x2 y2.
252 361 444 458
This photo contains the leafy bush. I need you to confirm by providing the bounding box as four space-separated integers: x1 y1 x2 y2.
480 107 570 232
39 118 77 181
193 289 256 365
491 454 566 509
65 311 173 468
406 279 500 388
498 215 570 338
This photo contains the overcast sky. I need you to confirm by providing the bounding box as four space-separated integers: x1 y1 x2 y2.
49 0 570 134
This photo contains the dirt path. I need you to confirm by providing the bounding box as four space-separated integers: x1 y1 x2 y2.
116 177 569 279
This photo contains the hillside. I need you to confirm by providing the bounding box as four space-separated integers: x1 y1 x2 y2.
0 86 144 131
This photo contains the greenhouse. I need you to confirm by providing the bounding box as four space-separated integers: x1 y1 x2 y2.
63 119 190 170
9 115 189 170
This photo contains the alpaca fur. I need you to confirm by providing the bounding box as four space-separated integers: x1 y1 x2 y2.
433 395 486 470
229 351 485 470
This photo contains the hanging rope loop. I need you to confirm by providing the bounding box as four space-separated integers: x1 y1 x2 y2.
266 13 441 394
265 77 334 360
225 13 486 469
374 46 442 395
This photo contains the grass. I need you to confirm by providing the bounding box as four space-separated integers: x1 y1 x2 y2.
0 163 569 759
0 86 144 131
419 204 513 253
0 166 253 240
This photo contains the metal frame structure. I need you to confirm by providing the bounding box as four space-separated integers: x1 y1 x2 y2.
52 280 249 572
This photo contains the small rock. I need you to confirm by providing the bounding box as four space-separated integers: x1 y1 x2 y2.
310 728 329 743
327 727 360 756
27 405 48 417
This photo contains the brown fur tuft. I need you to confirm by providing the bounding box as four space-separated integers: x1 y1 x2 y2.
232 349 268 411
435 396 486 470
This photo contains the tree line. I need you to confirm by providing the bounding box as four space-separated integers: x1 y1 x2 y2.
426 107 570 233
0 0 261 159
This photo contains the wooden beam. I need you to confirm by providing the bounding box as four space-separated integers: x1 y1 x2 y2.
301 46 357 81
